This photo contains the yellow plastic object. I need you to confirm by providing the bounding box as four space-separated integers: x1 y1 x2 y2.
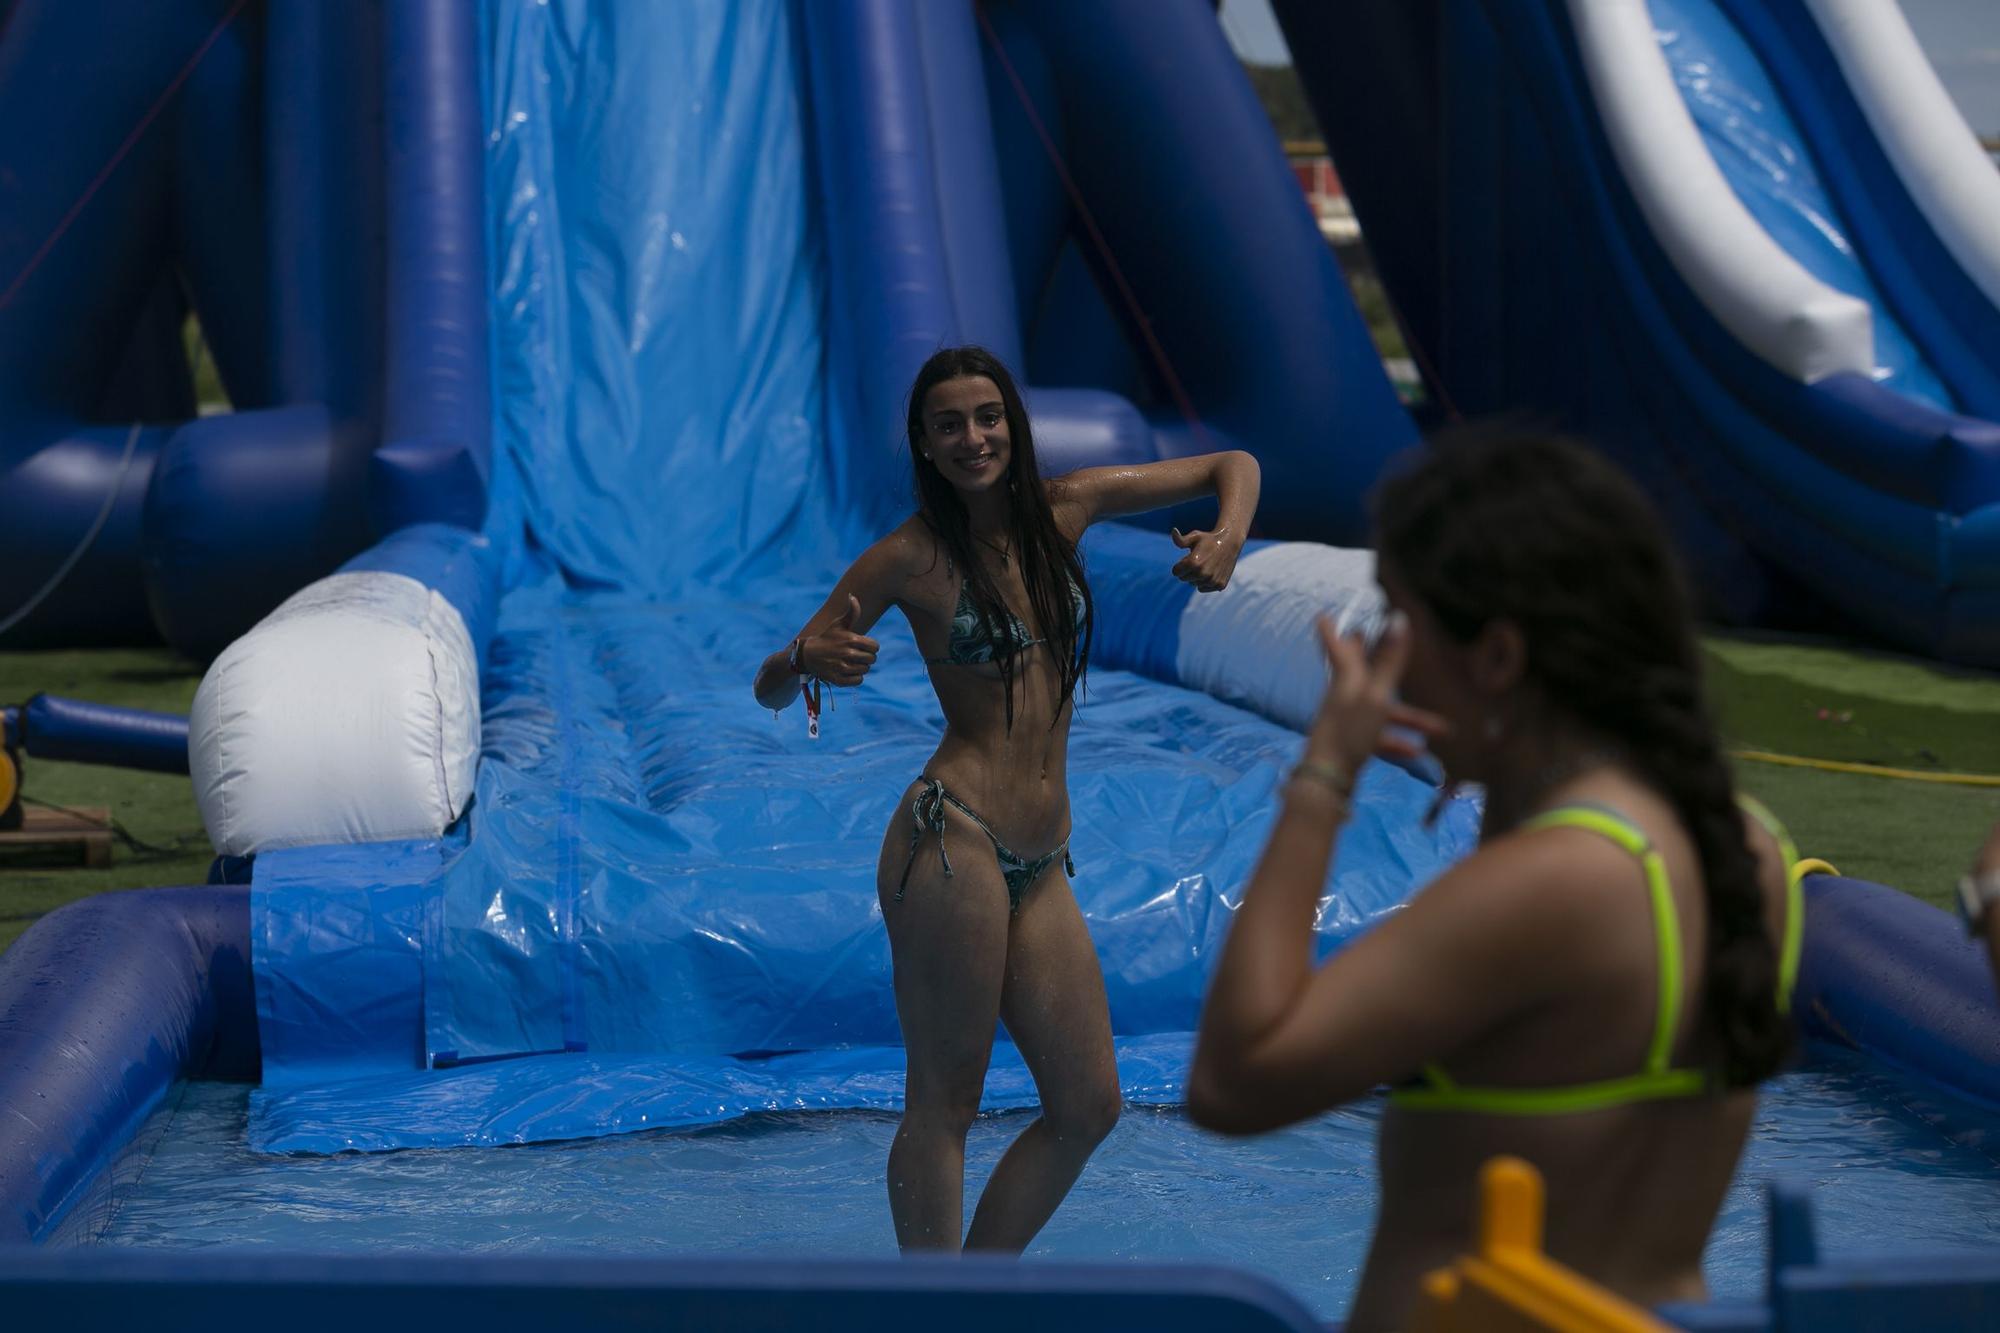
1410 1157 1674 1333
1791 857 1839 880
1732 747 2000 787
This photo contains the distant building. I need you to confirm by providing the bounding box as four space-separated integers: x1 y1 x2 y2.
1284 140 1359 245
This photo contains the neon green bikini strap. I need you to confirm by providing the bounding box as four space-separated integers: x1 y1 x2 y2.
1736 794 1804 1014
1520 805 1683 1077
1397 800 1805 1118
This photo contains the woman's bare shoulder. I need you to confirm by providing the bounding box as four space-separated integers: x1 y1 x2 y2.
879 514 949 575
1041 475 1092 542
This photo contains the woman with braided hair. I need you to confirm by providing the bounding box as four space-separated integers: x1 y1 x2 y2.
1191 432 1799 1330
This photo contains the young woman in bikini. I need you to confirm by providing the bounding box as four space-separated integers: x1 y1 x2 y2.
1191 433 1798 1329
755 345 1261 1251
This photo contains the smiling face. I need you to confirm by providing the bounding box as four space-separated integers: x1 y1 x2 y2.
920 375 1013 496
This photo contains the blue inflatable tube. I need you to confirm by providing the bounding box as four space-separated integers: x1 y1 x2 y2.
983 0 1417 541
339 522 500 668
1795 876 2000 1113
0 887 256 1243
1272 0 2000 665
1 1 489 658
370 0 491 536
13 695 189 775
0 0 254 648
147 0 492 660
800 0 967 536
0 1251 1324 1333
1712 0 2000 421
803 0 1415 547
136 2 382 660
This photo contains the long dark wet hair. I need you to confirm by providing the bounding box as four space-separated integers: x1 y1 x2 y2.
1373 431 1790 1088
906 346 1091 730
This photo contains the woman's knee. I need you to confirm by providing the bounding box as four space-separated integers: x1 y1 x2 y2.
902 1076 987 1139
1045 1077 1122 1147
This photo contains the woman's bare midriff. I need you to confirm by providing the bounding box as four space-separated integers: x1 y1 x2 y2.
894 515 1085 858
918 650 1074 857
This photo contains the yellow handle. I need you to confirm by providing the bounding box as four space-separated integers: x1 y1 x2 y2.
1479 1156 1545 1257
1414 1156 1675 1332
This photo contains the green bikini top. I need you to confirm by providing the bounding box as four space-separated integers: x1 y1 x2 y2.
1389 795 1804 1117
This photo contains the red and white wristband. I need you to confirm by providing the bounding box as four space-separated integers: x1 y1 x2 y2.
787 637 824 740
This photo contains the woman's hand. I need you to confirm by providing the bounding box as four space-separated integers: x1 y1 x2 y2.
1305 612 1450 779
1170 526 1243 592
799 595 879 686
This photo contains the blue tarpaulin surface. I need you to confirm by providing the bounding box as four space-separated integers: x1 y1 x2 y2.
247 0 1480 1154
252 577 1479 1152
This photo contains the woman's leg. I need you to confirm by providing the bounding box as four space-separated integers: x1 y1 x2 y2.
962 867 1121 1251
877 788 1014 1250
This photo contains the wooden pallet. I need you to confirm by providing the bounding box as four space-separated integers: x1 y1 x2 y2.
0 805 113 867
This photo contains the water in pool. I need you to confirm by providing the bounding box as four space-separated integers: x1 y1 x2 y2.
56 1050 2000 1322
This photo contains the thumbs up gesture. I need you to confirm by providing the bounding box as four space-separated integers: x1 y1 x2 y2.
1170 526 1242 593
801 594 880 686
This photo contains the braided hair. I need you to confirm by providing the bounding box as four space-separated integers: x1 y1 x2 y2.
1373 431 1790 1086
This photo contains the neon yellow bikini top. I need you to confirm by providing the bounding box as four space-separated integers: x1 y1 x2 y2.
1389 796 1804 1117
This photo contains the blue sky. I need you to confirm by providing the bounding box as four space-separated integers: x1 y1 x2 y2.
1217 0 2000 139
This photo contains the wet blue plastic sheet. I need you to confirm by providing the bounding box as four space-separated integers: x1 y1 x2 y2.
428 580 1479 1065
1649 0 1951 411
253 1034 1200 1155
483 0 842 590
250 573 1479 1153
255 840 447 1088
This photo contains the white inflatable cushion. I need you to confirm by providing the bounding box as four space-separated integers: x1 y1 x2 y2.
1176 542 1385 733
190 570 480 857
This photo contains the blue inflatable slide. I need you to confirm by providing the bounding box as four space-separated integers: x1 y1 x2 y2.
1277 0 2000 662
0 0 1477 1184
3 1 2000 1326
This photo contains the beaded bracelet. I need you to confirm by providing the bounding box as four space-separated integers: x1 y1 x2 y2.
1290 757 1353 798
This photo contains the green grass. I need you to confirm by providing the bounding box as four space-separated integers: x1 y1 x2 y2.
0 648 212 954
0 633 1996 956
1705 633 2000 911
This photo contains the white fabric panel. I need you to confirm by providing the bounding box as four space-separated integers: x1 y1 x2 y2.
1569 0 1873 383
190 571 480 857
1805 0 2000 316
1175 542 1385 732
